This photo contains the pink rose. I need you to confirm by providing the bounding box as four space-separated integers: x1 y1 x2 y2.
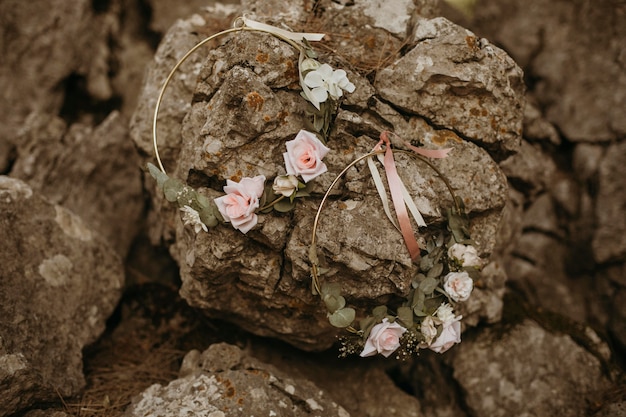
214 175 265 234
283 130 330 183
429 317 462 354
443 271 474 302
447 243 482 268
360 318 407 358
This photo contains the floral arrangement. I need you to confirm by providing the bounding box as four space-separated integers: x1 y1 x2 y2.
147 17 355 235
148 16 479 360
308 142 482 359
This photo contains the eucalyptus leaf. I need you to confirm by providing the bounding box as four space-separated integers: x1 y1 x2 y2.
413 307 427 317
397 306 414 327
320 282 342 297
176 185 197 207
274 198 296 213
323 293 346 313
328 308 355 328
163 178 184 202
359 316 376 338
419 277 439 294
372 305 388 319
147 163 169 188
427 262 444 279
199 209 218 228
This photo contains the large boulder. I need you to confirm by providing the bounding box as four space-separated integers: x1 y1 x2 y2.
131 1 523 350
0 177 124 417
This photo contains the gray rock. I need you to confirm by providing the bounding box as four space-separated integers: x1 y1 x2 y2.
457 0 626 142
0 0 116 139
453 320 611 417
11 111 144 256
132 2 518 350
499 140 557 199
125 343 351 417
376 17 525 157
0 177 124 417
593 140 626 263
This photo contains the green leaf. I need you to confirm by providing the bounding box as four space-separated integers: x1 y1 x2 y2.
412 288 425 310
419 277 439 295
199 208 218 228
274 198 296 213
427 262 444 279
320 282 342 297
176 185 196 207
397 306 414 328
372 305 388 319
323 293 346 313
147 163 169 188
163 178 184 202
328 308 355 328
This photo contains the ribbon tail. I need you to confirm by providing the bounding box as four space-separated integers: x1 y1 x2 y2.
381 139 421 262
404 142 452 159
367 155 400 232
242 17 325 41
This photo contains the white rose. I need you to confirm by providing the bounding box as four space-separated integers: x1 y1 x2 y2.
272 175 299 197
429 317 462 354
447 243 482 268
443 271 474 302
360 318 407 358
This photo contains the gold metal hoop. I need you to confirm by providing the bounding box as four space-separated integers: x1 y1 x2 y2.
151 25 305 174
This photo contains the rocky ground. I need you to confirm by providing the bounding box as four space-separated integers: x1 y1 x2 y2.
1 0 625 416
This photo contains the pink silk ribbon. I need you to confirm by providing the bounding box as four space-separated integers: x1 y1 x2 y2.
373 131 452 262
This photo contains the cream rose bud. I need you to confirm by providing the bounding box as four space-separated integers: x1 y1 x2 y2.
429 317 462 353
283 130 330 183
360 318 407 358
447 243 482 268
443 271 474 302
272 175 299 197
214 175 265 234
420 315 438 346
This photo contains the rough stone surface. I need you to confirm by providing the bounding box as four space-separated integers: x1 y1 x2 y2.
10 111 144 255
592 140 626 263
452 320 611 417
0 177 124 417
376 16 525 157
124 343 351 417
0 0 117 139
131 2 518 350
455 0 626 142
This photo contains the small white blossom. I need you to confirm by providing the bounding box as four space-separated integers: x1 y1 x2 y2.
303 63 355 106
448 243 482 268
435 303 458 325
180 205 208 233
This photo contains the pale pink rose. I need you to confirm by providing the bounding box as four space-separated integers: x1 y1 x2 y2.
447 243 482 268
214 175 265 234
360 318 407 358
443 271 474 302
283 130 330 183
429 317 462 353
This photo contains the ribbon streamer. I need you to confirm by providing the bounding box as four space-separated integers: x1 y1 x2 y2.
242 17 325 42
370 132 452 262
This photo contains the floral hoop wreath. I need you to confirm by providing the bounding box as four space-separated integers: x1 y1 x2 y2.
147 16 483 359
309 131 483 359
147 16 356 234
